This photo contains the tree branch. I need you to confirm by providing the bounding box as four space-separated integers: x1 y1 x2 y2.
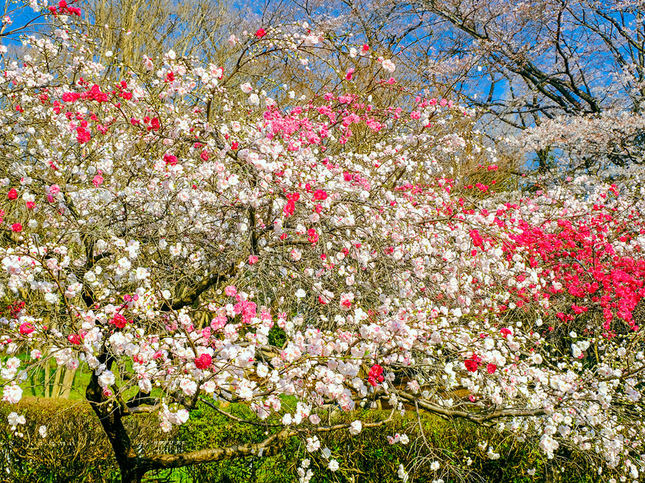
396 390 546 423
139 428 295 470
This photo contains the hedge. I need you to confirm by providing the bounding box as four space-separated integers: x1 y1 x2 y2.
0 398 616 482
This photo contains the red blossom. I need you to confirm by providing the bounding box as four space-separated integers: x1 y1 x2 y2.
367 364 384 386
469 229 484 248
464 359 478 372
163 154 178 166
111 313 128 329
68 333 83 345
313 189 328 201
195 353 212 369
464 354 481 372
76 126 91 143
283 199 296 217
149 117 160 131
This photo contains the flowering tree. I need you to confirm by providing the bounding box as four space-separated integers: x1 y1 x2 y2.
294 0 645 171
0 4 644 482
406 0 645 171
87 0 239 67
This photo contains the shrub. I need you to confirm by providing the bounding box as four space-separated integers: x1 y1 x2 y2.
0 398 170 482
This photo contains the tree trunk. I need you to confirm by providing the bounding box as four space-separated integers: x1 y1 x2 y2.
60 367 77 399
44 362 51 398
120 466 145 483
83 352 288 481
85 354 148 482
51 365 63 398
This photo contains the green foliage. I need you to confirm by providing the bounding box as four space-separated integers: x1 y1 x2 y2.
175 403 296 482
0 397 169 482
268 325 287 348
173 404 613 482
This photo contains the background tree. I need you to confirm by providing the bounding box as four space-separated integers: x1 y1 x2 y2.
259 0 645 172
408 0 645 170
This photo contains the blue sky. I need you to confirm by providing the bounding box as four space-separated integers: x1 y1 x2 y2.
1 2 48 46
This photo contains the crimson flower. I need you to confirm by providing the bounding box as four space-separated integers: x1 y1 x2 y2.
367 364 384 386
163 153 178 166
464 354 481 372
283 199 295 217
195 353 212 369
313 189 328 201
111 313 128 329
464 359 478 372
68 333 83 345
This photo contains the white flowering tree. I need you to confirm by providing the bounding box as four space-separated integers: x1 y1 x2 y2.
0 3 644 482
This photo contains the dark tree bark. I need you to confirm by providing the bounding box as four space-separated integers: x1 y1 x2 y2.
85 352 144 482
